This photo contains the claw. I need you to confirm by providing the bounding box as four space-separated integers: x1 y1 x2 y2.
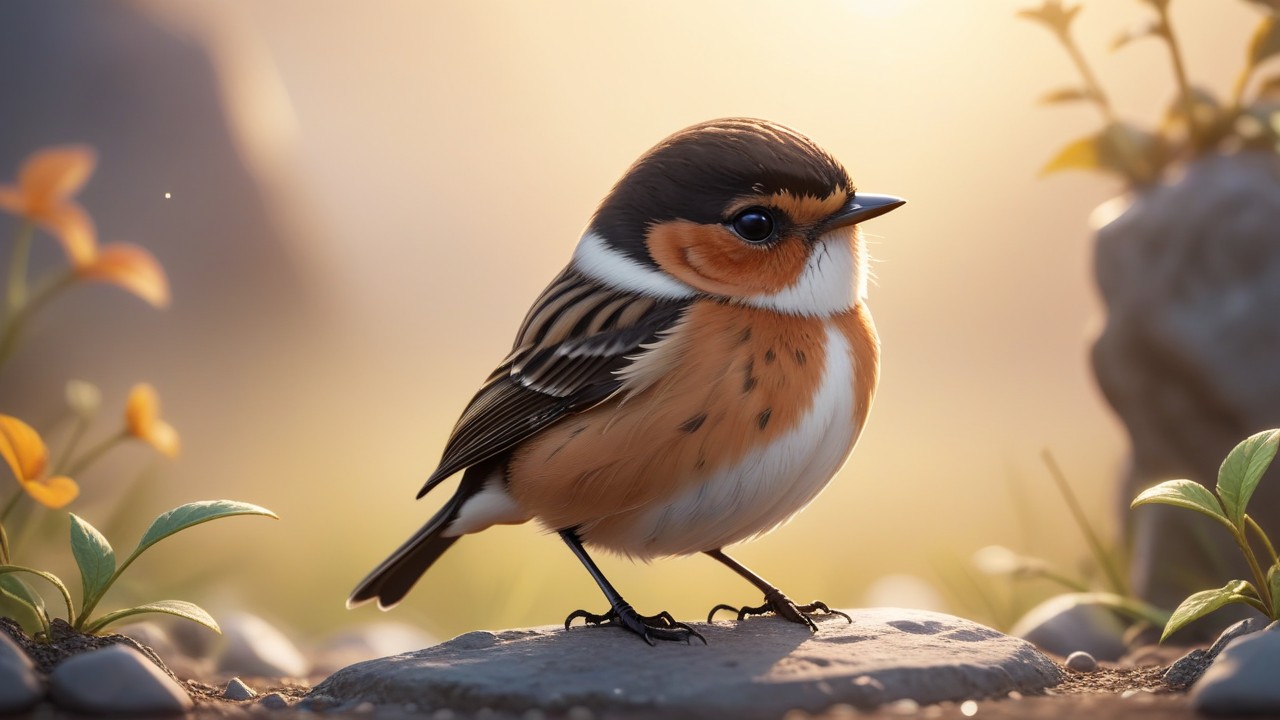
563 604 706 645
706 590 850 632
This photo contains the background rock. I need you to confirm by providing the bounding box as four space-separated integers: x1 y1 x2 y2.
310 608 1062 719
313 622 437 676
216 612 310 678
1092 151 1280 637
1009 595 1127 661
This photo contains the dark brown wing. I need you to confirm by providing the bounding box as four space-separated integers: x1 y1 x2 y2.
415 267 690 498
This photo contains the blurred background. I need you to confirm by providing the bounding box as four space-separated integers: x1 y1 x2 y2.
0 0 1264 642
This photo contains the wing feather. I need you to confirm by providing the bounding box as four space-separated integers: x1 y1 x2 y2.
416 267 689 498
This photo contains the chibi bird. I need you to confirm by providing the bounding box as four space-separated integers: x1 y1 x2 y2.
349 118 904 644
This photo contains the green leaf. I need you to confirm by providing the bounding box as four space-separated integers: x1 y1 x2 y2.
1132 479 1233 530
1040 123 1163 184
1218 430 1280 528
1112 19 1161 51
1270 565 1280 619
0 565 75 624
0 574 49 633
1250 15 1280 69
81 599 220 635
69 513 116 608
1163 580 1257 642
130 500 278 561
1039 87 1095 105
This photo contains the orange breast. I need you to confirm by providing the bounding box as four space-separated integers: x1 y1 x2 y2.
506 300 880 538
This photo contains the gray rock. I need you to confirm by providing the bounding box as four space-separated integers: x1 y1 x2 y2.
309 608 1062 718
1092 152 1280 633
1192 627 1280 714
1164 617 1264 689
224 676 257 701
48 644 192 715
1065 651 1097 672
0 632 42 714
1010 594 1127 661
217 612 309 678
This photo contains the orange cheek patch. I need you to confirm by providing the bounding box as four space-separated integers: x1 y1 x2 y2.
645 220 810 297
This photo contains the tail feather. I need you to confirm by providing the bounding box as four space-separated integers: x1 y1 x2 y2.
347 465 487 610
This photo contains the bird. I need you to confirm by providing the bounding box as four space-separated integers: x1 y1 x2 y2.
348 118 904 644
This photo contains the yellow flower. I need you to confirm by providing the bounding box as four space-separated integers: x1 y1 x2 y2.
76 243 170 308
0 145 98 265
125 383 179 458
0 414 79 509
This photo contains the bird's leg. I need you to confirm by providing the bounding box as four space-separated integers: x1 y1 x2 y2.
559 529 705 645
704 548 851 631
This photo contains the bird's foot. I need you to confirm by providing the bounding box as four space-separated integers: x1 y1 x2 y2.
564 603 706 645
707 589 852 631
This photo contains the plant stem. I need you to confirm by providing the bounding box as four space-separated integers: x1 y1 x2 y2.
64 430 126 478
1246 514 1280 569
1054 28 1117 124
0 490 23 524
1154 2 1201 148
4 222 34 321
53 416 91 476
0 523 9 566
1233 526 1274 614
0 269 74 371
1042 449 1130 596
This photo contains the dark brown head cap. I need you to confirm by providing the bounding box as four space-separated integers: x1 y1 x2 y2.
589 118 854 265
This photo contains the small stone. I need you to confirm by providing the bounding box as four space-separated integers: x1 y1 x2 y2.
258 692 291 709
1065 651 1098 672
224 677 257 701
1011 594 1127 661
218 613 310 678
48 644 192 714
1164 617 1264 689
1193 629 1280 714
0 633 42 714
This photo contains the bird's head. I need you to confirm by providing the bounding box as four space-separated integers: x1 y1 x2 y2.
573 118 904 316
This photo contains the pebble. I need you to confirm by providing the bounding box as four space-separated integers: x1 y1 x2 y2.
48 644 192 714
258 691 291 709
224 676 257 701
218 612 310 678
0 633 42 714
1065 650 1098 672
1010 594 1126 661
1192 628 1280 714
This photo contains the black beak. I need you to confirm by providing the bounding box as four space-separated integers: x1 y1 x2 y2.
818 193 906 234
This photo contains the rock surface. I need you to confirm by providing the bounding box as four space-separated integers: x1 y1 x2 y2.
1192 625 1280 714
48 644 193 715
309 608 1063 719
0 632 42 714
1010 595 1127 661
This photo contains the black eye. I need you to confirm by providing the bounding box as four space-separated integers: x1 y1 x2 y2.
730 208 775 243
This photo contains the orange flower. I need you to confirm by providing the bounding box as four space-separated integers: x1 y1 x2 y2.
76 243 170 308
125 383 179 458
0 414 79 509
0 145 98 265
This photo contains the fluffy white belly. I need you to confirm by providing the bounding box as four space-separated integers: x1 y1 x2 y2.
603 321 859 557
